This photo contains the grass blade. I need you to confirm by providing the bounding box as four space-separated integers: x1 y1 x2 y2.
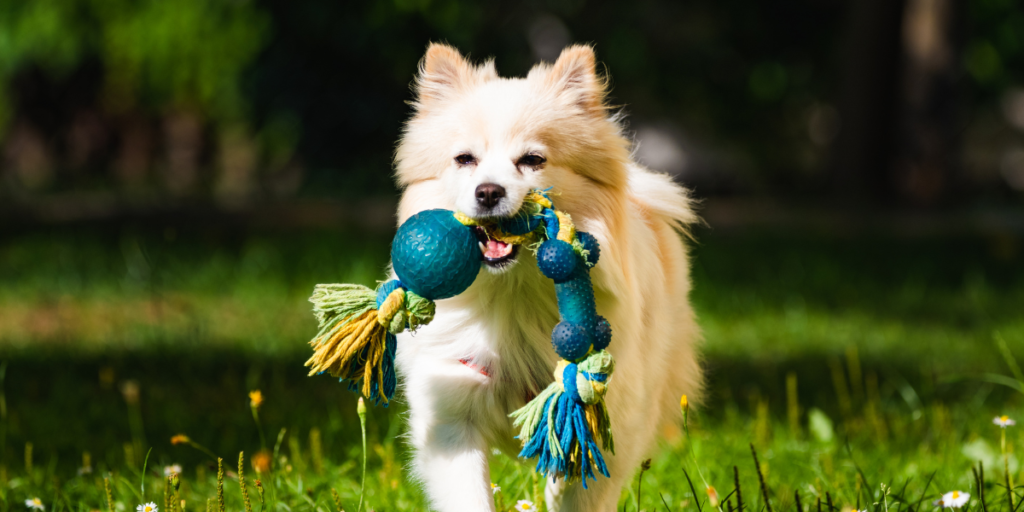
357 397 367 512
995 333 1024 391
972 464 986 512
911 471 937 512
684 467 704 512
140 447 153 499
735 466 744 512
660 492 672 512
750 444 773 512
638 459 652 512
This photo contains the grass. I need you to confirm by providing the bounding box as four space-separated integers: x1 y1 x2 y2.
1 223 1024 511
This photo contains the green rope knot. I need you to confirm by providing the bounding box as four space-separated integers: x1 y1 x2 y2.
374 286 436 334
571 349 615 404
404 290 436 331
310 283 377 329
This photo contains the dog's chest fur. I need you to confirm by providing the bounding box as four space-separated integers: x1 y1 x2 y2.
395 252 567 446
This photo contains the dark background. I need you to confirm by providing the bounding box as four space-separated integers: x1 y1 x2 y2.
3 0 1024 221
3 0 1024 477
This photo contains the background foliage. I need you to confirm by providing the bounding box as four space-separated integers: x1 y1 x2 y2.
3 0 1024 203
3 1 1024 510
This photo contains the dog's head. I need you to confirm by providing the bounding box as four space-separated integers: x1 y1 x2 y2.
396 43 631 271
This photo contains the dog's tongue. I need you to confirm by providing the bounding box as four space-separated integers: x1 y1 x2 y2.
484 239 512 259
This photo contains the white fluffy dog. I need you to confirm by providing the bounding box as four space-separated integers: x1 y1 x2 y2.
392 43 702 512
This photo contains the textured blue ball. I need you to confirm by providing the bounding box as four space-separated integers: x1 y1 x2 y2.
391 209 481 300
551 320 592 361
537 239 577 283
577 231 601 266
593 315 612 351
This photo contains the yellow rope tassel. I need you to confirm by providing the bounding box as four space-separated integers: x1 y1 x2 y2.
305 309 389 399
525 191 553 209
453 211 477 226
555 210 576 243
304 282 427 405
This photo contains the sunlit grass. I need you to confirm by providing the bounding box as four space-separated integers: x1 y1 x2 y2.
5 378 1024 511
1 227 1023 510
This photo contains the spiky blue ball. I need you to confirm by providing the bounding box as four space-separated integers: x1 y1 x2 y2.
537 239 577 283
593 315 612 351
577 231 601 266
551 320 592 361
391 209 481 300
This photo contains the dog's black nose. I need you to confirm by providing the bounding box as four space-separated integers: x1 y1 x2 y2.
475 183 506 209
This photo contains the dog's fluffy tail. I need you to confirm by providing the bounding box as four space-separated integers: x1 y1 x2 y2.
627 165 700 233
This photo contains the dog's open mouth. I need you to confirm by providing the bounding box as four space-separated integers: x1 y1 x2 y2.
474 226 519 268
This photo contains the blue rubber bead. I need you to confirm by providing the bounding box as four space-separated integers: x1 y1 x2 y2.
593 315 612 351
537 239 576 282
577 231 601 266
551 320 591 361
391 209 482 300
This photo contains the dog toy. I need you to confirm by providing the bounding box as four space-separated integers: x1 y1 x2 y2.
305 189 615 487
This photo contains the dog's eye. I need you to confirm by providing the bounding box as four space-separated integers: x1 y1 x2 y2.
517 154 546 168
454 153 477 166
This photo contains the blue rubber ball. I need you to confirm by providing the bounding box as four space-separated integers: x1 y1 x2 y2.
391 209 482 300
537 239 576 282
551 320 592 361
577 231 601 266
593 315 612 351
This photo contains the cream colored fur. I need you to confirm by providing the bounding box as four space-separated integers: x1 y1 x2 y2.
392 43 702 512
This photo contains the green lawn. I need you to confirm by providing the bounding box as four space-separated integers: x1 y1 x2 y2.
1 225 1023 511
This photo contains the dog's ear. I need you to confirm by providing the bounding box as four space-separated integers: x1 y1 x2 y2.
547 45 607 115
415 43 478 108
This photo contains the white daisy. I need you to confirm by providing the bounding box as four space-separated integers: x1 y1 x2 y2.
491 482 501 495
137 502 158 512
934 491 970 508
994 416 1016 428
163 464 182 477
514 500 536 511
25 498 45 511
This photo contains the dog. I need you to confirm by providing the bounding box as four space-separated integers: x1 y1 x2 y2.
392 43 702 512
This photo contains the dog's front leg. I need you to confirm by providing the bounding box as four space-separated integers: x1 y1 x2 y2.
409 419 494 512
403 355 496 512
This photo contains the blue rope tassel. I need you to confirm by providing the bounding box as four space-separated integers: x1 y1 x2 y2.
514 355 615 487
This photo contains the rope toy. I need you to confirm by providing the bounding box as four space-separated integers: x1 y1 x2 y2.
305 189 615 487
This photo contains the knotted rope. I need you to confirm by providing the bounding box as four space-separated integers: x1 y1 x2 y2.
511 350 615 487
305 280 433 405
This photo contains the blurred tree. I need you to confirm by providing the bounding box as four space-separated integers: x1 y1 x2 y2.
891 0 964 206
0 0 270 198
830 0 907 203
1 0 1023 213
